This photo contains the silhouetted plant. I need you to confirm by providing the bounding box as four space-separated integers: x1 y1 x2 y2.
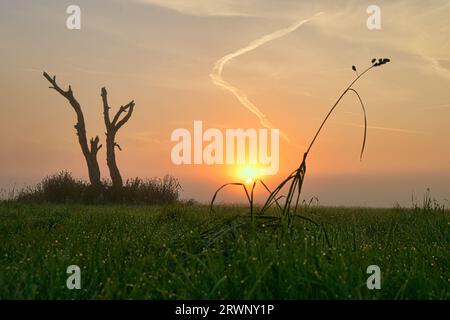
17 171 86 203
211 58 391 229
101 87 136 188
111 175 181 204
210 179 284 220
43 73 102 189
16 172 181 205
411 188 448 213
43 72 136 190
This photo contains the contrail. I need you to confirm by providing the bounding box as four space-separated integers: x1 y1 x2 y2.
210 13 323 143
343 122 426 135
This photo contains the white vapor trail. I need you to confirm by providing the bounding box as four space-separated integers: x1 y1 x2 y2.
210 13 324 143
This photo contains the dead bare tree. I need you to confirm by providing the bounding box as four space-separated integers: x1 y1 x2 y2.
101 87 135 188
43 72 103 189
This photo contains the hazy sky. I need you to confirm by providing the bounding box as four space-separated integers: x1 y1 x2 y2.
1 0 449 206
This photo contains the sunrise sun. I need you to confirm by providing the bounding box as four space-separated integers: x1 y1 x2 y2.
237 165 261 184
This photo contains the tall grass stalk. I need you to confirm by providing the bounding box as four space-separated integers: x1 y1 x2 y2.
211 58 390 228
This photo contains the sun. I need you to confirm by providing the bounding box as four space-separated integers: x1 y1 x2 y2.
237 165 261 184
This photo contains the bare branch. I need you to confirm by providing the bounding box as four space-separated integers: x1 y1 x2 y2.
101 87 111 127
111 106 126 127
43 71 102 188
43 72 71 98
111 101 135 129
43 71 84 119
98 87 136 188
114 101 135 130
90 136 102 154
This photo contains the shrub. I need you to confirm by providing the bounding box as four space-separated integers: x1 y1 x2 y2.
106 175 181 204
16 172 181 205
17 171 86 203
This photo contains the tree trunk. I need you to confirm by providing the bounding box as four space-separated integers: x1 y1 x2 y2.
43 72 103 189
101 87 135 188
106 131 123 187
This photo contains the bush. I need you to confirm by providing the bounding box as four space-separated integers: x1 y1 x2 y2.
17 171 86 203
16 172 181 205
106 175 181 204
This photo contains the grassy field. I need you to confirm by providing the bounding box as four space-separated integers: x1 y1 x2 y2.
0 202 448 299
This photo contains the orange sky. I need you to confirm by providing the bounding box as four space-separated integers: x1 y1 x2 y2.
0 0 449 206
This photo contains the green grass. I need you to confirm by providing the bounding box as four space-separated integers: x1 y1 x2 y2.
0 202 448 299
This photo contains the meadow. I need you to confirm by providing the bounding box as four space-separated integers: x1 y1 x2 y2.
0 201 448 299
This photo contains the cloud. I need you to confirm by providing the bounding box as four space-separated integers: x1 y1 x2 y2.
210 13 323 142
134 0 328 18
136 0 253 16
438 59 450 70
424 104 450 110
